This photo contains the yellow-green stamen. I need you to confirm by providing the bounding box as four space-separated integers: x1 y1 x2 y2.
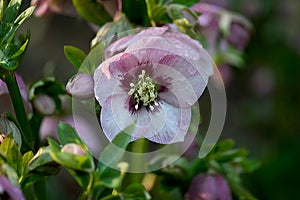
128 70 158 110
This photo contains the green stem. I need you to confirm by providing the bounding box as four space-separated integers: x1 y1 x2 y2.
1 70 35 151
129 138 148 183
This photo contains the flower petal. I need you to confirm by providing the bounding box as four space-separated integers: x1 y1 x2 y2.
124 35 214 77
109 53 139 78
144 101 191 144
100 94 139 141
104 27 169 59
157 54 210 107
100 94 191 144
94 53 138 106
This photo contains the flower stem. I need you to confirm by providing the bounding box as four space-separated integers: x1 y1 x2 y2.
129 138 148 183
1 70 35 151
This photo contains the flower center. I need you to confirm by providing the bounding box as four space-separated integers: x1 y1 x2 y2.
128 70 158 111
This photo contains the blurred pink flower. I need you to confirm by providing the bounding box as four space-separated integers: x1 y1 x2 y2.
191 2 252 54
31 0 120 19
0 73 32 115
94 27 213 144
185 173 232 200
31 0 77 17
0 176 25 200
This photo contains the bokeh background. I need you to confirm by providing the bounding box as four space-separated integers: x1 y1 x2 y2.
16 0 300 199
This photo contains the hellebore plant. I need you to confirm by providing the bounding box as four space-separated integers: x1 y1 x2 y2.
0 0 260 199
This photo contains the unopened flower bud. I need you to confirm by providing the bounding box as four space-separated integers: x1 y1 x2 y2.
61 143 86 156
185 173 232 200
33 94 56 115
66 73 94 100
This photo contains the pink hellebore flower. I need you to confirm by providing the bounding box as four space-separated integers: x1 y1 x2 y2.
94 27 213 144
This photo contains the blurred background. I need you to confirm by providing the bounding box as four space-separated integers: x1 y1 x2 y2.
17 0 300 199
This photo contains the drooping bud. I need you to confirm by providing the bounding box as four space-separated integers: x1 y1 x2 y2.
185 173 232 200
33 94 56 115
66 73 94 100
61 143 87 156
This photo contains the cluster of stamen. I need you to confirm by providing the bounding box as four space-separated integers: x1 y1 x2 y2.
128 70 158 111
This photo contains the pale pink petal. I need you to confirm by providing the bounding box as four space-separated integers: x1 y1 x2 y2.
94 56 132 106
104 27 169 59
143 101 191 144
100 94 137 141
104 35 135 58
100 94 191 144
109 53 139 78
124 35 214 77
157 54 210 107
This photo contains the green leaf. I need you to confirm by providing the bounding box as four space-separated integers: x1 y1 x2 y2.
64 45 86 69
72 0 112 26
95 162 128 189
145 0 170 25
57 122 84 146
0 136 22 175
0 0 5 22
94 168 121 189
2 0 21 24
9 38 28 60
28 146 55 171
122 184 151 200
1 6 34 46
21 151 34 176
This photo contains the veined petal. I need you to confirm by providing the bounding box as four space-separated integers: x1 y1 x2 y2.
157 54 210 107
109 53 139 78
125 36 214 77
100 94 135 141
104 27 169 59
100 94 191 144
144 101 191 144
94 65 128 106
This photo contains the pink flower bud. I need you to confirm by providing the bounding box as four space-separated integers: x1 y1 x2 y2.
33 94 56 115
185 173 232 200
61 143 86 156
66 73 94 100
